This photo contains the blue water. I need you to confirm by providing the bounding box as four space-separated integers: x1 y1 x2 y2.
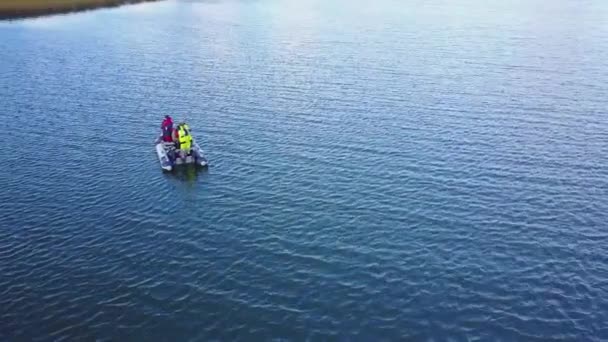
1 0 608 339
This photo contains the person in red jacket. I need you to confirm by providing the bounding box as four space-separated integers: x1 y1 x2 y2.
161 115 173 142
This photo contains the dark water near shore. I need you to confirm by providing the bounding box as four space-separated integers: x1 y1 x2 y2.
1 0 608 340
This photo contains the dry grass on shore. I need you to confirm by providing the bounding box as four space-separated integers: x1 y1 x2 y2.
0 0 154 19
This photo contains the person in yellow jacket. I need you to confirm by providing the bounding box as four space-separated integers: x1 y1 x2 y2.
173 122 193 158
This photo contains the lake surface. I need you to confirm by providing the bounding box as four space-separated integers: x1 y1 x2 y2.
1 0 608 340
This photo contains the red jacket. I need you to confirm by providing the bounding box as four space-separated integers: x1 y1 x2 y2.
161 117 173 129
161 118 174 142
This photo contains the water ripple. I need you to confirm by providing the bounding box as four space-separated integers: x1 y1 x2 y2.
1 0 608 340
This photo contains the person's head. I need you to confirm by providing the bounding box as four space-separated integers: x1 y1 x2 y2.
165 115 172 120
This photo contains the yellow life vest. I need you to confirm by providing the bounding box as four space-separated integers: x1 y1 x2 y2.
178 124 192 150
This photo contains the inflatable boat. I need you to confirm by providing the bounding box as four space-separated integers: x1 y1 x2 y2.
155 136 208 171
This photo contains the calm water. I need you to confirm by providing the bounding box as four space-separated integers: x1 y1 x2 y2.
1 0 608 340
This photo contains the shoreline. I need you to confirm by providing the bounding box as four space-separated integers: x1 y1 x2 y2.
0 0 161 20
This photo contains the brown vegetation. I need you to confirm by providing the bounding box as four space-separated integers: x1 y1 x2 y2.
0 0 158 20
